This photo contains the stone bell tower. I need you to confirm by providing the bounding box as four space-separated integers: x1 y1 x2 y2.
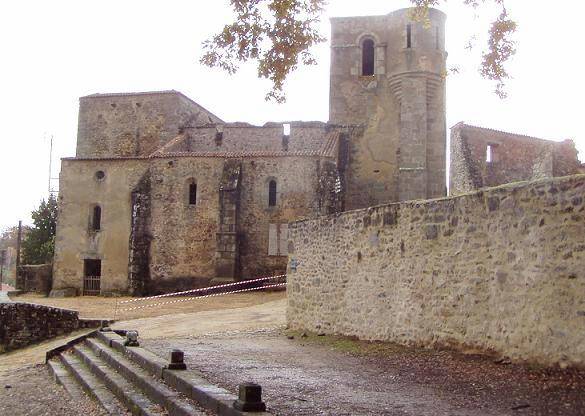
329 8 447 209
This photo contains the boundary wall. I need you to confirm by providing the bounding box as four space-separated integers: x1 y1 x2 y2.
287 175 585 367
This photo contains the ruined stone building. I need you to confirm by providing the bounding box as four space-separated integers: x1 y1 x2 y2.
450 122 581 195
51 7 581 296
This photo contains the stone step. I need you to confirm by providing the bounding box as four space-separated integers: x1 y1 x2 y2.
84 337 206 416
71 344 168 416
48 330 274 416
47 358 85 401
92 331 272 416
58 352 128 415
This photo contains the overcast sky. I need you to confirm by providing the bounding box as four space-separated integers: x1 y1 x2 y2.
0 0 583 230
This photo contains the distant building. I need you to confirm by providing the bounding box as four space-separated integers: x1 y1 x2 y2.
450 123 581 195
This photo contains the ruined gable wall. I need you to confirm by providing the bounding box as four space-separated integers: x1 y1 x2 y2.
76 92 222 158
287 174 585 367
450 124 582 195
53 159 149 294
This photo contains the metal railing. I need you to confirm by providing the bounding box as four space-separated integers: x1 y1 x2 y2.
83 275 101 296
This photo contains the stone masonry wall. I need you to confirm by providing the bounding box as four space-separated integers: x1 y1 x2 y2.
0 302 103 353
76 91 222 158
330 8 447 208
287 174 585 367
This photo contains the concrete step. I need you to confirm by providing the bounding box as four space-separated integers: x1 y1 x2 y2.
71 344 169 416
58 351 129 415
84 337 206 416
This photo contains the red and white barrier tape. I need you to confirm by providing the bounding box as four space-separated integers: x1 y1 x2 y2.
119 274 286 304
119 282 287 312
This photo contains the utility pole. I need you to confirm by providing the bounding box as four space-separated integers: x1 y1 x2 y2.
0 249 5 289
15 221 22 290
48 135 53 194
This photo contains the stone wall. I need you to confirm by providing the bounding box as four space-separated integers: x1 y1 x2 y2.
287 174 585 367
53 159 150 294
0 302 104 353
186 122 334 154
76 91 223 158
17 264 52 294
450 123 582 195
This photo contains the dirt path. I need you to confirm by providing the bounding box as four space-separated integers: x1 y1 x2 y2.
11 291 285 320
113 298 286 339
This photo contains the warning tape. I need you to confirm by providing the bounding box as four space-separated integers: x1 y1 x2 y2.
119 274 286 304
119 282 287 312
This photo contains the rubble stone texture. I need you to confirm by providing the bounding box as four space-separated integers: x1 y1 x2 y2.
287 175 585 367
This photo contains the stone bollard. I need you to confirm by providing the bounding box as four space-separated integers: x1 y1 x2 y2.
233 382 266 412
124 330 139 347
168 349 187 370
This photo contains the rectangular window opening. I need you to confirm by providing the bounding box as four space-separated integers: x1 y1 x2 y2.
435 27 440 50
486 144 493 163
406 24 412 48
283 123 291 137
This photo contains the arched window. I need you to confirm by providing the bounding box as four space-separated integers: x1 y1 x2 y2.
189 182 197 205
362 38 375 76
92 205 101 231
268 180 277 207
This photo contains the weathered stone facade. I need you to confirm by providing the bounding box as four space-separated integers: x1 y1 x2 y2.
450 123 581 195
53 103 345 294
287 174 585 367
53 8 453 296
330 8 447 208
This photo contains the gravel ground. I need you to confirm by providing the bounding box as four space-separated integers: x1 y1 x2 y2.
0 364 107 416
143 329 585 416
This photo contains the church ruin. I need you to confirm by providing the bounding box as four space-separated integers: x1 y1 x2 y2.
51 8 581 296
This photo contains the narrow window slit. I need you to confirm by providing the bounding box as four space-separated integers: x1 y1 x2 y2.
92 205 101 231
268 180 277 207
189 183 197 205
362 39 375 76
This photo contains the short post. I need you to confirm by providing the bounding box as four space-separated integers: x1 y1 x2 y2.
233 382 266 412
124 330 139 347
168 349 187 370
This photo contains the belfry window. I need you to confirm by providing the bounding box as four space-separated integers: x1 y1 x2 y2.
189 183 197 205
92 205 101 231
268 180 277 207
362 39 375 76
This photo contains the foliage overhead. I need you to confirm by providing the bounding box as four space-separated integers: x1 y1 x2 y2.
21 195 58 265
201 0 517 101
